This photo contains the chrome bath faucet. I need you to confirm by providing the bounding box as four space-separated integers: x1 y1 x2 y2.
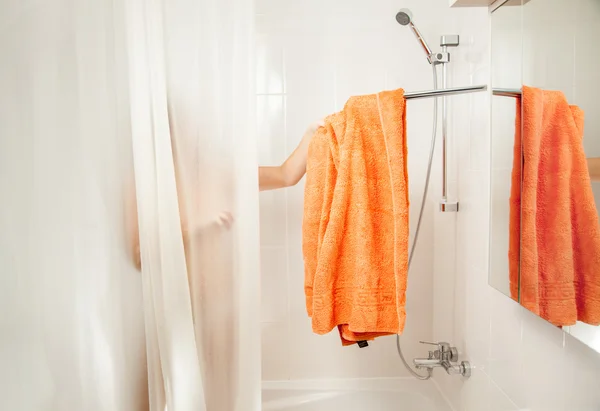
413 341 471 378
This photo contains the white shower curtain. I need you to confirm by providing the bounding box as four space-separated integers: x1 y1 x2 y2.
0 0 260 409
126 0 260 409
0 1 147 409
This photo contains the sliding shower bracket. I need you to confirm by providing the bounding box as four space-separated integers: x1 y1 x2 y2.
430 52 450 65
429 35 459 65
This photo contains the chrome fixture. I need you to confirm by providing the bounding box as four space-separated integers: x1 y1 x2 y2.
394 10 483 382
413 341 471 378
439 35 460 213
405 85 487 100
395 10 457 68
492 88 522 98
396 9 434 63
396 9 461 213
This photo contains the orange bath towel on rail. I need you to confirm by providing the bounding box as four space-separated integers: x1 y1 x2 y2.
302 88 409 346
509 85 600 327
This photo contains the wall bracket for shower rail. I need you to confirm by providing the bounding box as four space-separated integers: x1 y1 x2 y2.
440 201 459 213
441 35 459 47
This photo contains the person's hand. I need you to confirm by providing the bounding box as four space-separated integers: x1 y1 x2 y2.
280 119 325 186
215 211 234 229
302 119 326 144
133 211 234 270
258 118 326 191
184 211 235 238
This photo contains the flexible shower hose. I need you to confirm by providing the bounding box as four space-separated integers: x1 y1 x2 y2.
395 64 440 381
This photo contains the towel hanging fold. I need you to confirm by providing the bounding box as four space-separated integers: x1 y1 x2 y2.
303 88 410 346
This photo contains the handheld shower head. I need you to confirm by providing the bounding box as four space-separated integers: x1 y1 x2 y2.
395 8 413 26
395 8 433 63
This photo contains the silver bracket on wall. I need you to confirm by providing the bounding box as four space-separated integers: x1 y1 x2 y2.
440 34 459 47
440 201 459 213
430 35 459 65
430 51 450 65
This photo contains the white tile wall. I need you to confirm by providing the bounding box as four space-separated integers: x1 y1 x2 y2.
489 2 521 298
257 0 600 408
256 0 485 381
433 1 600 410
576 0 600 157
574 0 600 218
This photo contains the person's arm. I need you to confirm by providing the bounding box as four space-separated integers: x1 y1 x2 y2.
588 158 600 182
259 120 325 191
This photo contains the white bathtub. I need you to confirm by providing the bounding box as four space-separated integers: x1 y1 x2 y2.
262 378 453 411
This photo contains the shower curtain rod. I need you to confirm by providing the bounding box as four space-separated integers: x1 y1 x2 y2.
405 84 487 100
492 88 522 98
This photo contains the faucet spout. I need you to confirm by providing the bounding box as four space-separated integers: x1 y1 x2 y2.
412 341 471 378
413 358 442 369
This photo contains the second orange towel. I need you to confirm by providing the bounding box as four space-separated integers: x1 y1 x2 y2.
509 85 600 327
303 88 409 346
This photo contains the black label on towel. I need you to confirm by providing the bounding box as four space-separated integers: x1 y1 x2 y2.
357 340 369 348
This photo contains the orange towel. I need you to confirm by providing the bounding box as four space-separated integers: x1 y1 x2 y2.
509 85 600 327
302 88 409 346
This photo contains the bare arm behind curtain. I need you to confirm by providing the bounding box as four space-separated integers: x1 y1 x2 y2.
127 120 324 269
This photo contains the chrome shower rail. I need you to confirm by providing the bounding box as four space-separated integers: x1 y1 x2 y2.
405 84 488 100
492 88 521 98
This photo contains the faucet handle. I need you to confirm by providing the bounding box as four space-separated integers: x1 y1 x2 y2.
419 341 450 350
420 341 459 362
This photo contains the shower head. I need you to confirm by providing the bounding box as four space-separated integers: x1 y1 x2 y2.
395 8 434 63
395 8 413 26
